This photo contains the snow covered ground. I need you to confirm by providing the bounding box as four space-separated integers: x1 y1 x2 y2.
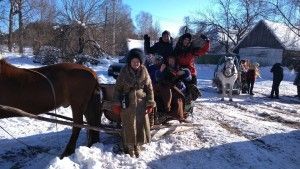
0 53 299 169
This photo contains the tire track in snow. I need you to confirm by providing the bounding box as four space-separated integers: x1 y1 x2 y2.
214 101 300 129
194 103 278 151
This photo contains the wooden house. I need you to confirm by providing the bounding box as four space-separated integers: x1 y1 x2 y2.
234 20 300 66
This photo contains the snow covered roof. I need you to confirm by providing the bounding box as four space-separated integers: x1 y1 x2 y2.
127 39 144 51
262 20 300 51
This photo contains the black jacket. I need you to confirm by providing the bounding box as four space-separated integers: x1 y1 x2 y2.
271 63 283 82
144 37 173 63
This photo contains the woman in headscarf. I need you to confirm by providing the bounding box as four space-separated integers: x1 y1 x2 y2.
113 48 156 158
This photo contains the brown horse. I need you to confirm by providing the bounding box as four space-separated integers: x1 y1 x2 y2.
0 59 101 158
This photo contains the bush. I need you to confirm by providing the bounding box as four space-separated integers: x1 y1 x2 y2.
33 46 61 65
75 53 100 65
196 54 223 64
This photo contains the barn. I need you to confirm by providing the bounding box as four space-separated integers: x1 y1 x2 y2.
233 20 300 66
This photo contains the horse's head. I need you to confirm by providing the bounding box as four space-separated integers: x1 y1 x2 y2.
224 57 235 68
223 57 237 76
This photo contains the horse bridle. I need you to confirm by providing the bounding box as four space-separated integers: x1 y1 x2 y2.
222 60 237 78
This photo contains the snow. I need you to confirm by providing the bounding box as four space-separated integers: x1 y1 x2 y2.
263 20 300 51
127 39 145 51
0 52 300 169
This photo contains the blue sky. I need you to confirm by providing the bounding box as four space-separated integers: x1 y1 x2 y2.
0 0 209 36
122 0 209 36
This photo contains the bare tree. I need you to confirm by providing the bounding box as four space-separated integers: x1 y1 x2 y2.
178 17 194 36
57 0 104 56
0 0 6 23
101 0 135 55
135 11 160 40
150 21 161 40
22 0 57 54
263 0 300 37
7 0 35 53
193 0 268 52
8 0 14 52
28 0 57 22
15 0 24 53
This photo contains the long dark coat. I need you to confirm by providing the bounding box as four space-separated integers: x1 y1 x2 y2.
113 65 155 147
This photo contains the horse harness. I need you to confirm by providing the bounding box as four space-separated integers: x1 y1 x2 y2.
222 62 237 78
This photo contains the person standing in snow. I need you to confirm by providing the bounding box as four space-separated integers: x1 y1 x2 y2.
239 59 249 93
270 63 284 99
112 48 155 158
294 65 300 99
144 30 173 64
246 62 260 95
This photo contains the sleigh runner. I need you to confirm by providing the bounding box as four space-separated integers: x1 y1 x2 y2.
0 59 197 159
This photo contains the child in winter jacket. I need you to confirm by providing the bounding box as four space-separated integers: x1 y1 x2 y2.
246 62 260 95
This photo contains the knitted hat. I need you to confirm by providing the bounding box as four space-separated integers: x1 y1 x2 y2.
126 48 145 64
162 30 170 36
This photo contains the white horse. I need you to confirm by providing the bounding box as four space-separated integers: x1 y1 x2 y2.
217 56 238 101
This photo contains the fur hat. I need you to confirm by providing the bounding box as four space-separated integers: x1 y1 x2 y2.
181 33 192 40
127 48 145 64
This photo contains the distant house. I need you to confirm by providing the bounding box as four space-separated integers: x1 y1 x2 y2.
234 20 300 66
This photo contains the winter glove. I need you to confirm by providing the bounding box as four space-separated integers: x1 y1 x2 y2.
112 105 121 115
145 106 153 114
144 34 150 41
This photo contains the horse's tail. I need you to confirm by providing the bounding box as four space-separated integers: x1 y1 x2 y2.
85 82 102 146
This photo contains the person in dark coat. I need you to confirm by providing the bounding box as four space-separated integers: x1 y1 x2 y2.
270 63 284 99
144 30 173 63
294 65 300 99
156 55 191 123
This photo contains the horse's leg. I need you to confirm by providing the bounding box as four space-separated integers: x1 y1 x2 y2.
85 88 101 147
229 83 233 102
221 82 225 101
60 105 83 159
